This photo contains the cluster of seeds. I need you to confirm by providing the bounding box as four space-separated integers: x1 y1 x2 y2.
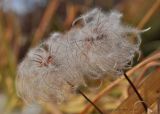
16 8 145 104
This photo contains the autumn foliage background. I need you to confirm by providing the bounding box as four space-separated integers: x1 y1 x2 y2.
0 0 160 114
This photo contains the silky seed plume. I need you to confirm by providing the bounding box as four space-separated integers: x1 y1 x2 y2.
16 8 148 104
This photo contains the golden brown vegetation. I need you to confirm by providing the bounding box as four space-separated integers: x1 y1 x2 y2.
0 0 160 114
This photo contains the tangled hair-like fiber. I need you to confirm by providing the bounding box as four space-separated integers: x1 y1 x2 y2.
16 8 148 104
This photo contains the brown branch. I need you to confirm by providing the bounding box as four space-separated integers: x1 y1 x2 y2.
135 61 160 87
5 13 14 44
31 0 59 46
64 4 80 29
128 60 160 95
137 0 160 29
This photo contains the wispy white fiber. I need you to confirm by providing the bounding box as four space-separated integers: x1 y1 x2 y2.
16 8 147 104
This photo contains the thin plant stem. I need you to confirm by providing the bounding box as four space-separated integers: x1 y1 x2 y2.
77 89 103 114
123 72 148 112
67 81 103 114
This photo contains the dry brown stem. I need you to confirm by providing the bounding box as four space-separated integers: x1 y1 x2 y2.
137 0 160 29
64 4 80 29
31 0 59 46
135 61 160 87
128 60 160 95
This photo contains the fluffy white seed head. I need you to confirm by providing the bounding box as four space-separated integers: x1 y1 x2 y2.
16 33 85 104
17 8 146 104
16 38 71 103
71 8 142 76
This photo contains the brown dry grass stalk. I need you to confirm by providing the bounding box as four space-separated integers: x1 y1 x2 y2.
64 4 79 29
128 60 160 95
31 0 59 46
137 0 160 29
135 61 160 87
5 13 14 44
13 22 21 59
5 12 21 62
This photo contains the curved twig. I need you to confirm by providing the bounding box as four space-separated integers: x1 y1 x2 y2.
135 61 160 87
136 61 160 87
128 60 160 95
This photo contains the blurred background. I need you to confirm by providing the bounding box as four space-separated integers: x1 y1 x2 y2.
0 0 160 114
